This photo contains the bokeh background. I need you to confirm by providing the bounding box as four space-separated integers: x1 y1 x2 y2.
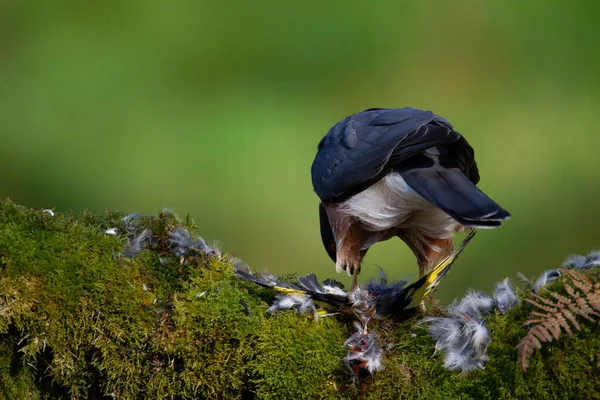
1 1 599 303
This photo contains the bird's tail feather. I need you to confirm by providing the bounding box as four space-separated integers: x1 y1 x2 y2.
400 168 510 228
407 230 477 309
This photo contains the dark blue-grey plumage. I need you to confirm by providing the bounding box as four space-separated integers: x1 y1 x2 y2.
311 108 474 202
399 166 508 227
312 107 509 285
312 107 509 227
319 203 336 262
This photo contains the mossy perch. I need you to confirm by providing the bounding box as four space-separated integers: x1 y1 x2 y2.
0 199 598 399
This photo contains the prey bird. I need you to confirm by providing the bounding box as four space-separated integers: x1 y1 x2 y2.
311 108 510 289
235 232 477 376
234 230 477 321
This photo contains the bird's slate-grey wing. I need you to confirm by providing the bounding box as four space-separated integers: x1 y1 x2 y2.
311 108 462 201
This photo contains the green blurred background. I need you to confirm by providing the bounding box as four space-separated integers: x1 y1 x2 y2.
1 1 599 303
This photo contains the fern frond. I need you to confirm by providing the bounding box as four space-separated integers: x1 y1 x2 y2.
563 269 594 290
567 302 597 323
559 309 579 333
524 297 554 313
530 311 552 318
575 297 598 319
553 312 574 336
563 277 579 298
542 318 561 340
517 268 600 372
547 291 571 306
531 293 559 309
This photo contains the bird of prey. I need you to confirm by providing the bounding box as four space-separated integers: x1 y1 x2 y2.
311 108 510 289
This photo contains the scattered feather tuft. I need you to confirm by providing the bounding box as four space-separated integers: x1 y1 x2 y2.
562 254 587 269
464 318 491 356
582 250 600 269
348 287 378 327
205 240 223 258
122 228 152 259
168 227 209 257
42 209 55 216
516 272 533 289
233 258 251 274
563 249 600 270
344 331 383 375
161 208 176 216
422 275 506 375
105 227 117 235
493 278 519 314
420 317 463 355
448 290 495 319
533 269 561 293
442 342 488 375
533 249 600 292
422 315 490 375
267 293 318 320
121 213 142 235
348 287 376 311
342 287 383 375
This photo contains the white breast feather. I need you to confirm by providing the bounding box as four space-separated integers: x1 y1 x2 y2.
341 172 457 239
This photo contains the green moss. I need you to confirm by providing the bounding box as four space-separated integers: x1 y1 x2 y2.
0 199 262 399
0 198 599 399
251 312 347 399
357 290 600 400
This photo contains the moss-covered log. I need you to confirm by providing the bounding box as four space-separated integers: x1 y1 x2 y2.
0 199 598 399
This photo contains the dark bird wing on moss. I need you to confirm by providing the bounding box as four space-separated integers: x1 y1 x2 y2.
235 231 477 320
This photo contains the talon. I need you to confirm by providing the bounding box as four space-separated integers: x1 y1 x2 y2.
347 265 354 275
335 262 345 273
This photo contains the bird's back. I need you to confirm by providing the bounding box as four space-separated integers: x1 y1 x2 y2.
311 108 476 202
